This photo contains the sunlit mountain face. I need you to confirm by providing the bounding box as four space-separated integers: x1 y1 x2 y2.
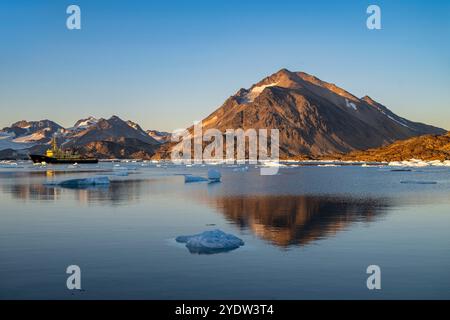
156 68 445 160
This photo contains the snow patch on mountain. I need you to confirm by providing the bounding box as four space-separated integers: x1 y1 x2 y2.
374 108 411 129
241 82 279 103
72 117 98 130
0 135 36 151
13 132 46 143
147 130 171 143
345 99 357 110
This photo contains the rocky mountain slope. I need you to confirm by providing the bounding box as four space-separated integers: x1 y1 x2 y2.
1 69 446 161
336 132 450 161
187 68 444 159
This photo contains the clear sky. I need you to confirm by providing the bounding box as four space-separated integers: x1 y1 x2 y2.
0 0 449 131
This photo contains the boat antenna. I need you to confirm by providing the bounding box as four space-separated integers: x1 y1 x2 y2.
52 134 58 152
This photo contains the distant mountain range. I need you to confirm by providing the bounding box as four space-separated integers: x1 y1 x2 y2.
0 116 169 160
0 69 447 160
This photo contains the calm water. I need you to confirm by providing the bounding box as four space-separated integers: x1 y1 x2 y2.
0 162 449 299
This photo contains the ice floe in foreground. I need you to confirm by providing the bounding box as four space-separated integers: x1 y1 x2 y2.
176 229 244 254
47 176 110 188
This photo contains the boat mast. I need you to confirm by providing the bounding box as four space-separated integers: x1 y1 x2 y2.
52 135 58 152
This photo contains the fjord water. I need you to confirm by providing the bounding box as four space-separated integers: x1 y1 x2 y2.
0 163 449 299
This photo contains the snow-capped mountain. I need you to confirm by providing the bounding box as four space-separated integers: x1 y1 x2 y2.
147 130 171 143
0 116 164 159
174 68 445 158
0 120 63 154
1 120 63 142
71 116 99 130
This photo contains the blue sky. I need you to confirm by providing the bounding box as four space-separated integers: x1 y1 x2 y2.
0 0 449 131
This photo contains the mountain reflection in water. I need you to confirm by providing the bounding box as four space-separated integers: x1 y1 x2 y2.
1 178 150 205
1 173 391 247
204 195 390 247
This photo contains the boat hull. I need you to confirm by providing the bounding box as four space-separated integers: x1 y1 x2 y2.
29 154 98 164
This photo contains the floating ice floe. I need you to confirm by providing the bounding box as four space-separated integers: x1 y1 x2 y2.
184 175 208 183
400 180 437 185
113 165 130 176
49 176 110 188
114 171 129 176
176 229 244 254
388 159 450 167
232 166 249 172
184 170 222 183
259 161 286 168
0 162 23 169
207 169 221 182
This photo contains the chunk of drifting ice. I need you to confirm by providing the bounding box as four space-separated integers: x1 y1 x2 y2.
207 169 221 182
0 163 23 168
400 180 437 185
176 229 244 254
58 176 110 188
184 175 208 183
232 166 249 172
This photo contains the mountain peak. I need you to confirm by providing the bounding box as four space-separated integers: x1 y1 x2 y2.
109 115 122 121
73 116 98 128
197 69 446 159
273 68 294 76
236 69 360 104
361 95 377 105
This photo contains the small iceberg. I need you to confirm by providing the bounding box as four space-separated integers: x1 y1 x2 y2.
400 180 437 185
176 229 244 254
54 176 110 188
184 175 208 183
207 169 221 182
0 162 23 169
184 169 222 183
